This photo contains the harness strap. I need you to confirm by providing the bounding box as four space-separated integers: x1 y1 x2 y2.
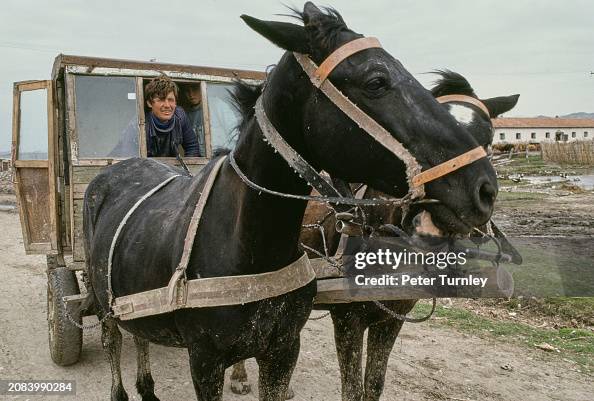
167 155 227 305
108 173 181 308
294 51 425 199
436 94 491 119
113 253 315 320
254 96 345 201
411 146 486 187
313 37 382 86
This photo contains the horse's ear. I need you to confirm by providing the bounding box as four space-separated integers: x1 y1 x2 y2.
482 94 520 118
241 15 309 53
302 2 325 25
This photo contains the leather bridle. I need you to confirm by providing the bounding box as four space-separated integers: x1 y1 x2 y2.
230 36 488 206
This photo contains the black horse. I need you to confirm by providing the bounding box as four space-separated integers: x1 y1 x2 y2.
229 70 520 401
84 4 500 401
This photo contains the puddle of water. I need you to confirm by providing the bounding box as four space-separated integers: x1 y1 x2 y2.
523 174 594 190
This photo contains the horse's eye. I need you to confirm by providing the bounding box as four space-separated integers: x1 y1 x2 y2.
365 77 387 92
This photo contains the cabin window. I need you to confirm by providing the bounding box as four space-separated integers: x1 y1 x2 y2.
74 76 140 158
585 131 589 138
499 133 505 140
571 132 576 138
18 90 48 160
531 132 536 139
516 132 521 140
545 132 550 139
206 83 242 152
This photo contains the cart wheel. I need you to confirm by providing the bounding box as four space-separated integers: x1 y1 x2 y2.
47 258 83 366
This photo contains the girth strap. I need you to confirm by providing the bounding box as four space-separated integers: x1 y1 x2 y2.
113 252 315 320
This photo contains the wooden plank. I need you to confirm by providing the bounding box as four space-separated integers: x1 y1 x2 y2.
25 242 54 255
16 167 52 246
65 73 78 162
14 160 48 168
15 80 48 92
62 183 72 249
72 183 88 198
57 54 266 80
47 79 60 252
136 77 147 158
72 166 106 183
201 81 212 159
72 199 85 262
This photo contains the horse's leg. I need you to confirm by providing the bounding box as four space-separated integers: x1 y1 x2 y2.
230 360 251 395
101 317 128 401
363 319 404 401
331 310 365 401
187 343 225 401
257 337 300 401
133 335 160 401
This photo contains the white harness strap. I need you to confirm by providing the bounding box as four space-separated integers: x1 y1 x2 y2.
107 173 181 307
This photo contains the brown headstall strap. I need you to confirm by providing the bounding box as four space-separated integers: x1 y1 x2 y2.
312 37 382 87
436 94 491 119
411 146 487 187
294 51 425 199
294 38 489 194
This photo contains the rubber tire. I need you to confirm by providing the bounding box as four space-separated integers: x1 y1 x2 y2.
47 264 83 366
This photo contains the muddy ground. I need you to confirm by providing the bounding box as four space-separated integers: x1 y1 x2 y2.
1 200 592 400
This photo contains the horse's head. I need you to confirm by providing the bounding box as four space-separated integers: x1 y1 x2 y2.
241 2 509 235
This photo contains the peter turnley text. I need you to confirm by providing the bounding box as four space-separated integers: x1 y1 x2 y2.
354 274 489 288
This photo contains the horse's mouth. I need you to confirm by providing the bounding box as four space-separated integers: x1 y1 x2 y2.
404 204 474 237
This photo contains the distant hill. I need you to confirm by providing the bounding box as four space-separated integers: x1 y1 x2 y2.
562 112 594 119
535 112 594 119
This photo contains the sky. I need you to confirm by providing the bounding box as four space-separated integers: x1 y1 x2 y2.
1 0 594 152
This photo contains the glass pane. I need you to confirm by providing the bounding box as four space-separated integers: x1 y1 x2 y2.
74 75 139 158
19 89 48 160
206 83 241 152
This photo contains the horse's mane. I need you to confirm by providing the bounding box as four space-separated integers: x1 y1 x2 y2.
229 79 264 134
430 69 476 98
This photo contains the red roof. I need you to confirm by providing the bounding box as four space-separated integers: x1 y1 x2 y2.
492 118 594 128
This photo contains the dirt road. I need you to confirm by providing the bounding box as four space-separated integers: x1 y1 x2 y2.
0 210 591 401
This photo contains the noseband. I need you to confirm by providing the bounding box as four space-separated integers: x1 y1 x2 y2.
229 36 487 206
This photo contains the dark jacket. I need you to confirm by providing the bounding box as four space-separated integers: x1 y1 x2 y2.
146 107 200 157
110 106 199 158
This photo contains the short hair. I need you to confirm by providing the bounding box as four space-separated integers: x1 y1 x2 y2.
145 75 178 102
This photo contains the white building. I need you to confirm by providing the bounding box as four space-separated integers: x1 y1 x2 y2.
492 118 594 144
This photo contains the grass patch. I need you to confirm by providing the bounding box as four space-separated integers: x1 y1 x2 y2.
415 302 594 374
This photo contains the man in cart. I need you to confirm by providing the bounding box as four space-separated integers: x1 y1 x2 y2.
111 75 201 157
182 83 206 157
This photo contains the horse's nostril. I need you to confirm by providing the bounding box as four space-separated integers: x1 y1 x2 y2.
478 181 497 210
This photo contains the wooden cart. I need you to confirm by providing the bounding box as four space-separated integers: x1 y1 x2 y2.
11 54 265 365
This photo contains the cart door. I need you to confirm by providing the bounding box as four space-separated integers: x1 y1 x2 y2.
11 80 59 254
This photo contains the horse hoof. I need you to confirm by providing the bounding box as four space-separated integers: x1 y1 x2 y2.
285 386 295 400
230 379 251 395
112 387 129 401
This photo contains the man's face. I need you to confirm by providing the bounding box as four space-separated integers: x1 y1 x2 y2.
186 86 201 107
148 91 176 121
